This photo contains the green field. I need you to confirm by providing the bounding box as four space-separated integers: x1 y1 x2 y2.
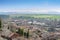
10 14 60 19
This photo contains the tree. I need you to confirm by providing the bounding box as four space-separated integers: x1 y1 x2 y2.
16 28 24 36
0 18 2 31
0 19 2 28
26 29 29 38
16 28 29 38
24 29 29 38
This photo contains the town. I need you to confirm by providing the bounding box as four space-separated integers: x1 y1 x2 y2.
0 14 60 40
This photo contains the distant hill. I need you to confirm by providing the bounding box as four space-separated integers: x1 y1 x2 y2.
0 12 60 15
0 15 9 19
0 12 60 19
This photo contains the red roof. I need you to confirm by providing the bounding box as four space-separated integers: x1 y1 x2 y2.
8 33 20 39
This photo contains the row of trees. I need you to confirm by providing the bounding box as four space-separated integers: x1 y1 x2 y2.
16 28 29 38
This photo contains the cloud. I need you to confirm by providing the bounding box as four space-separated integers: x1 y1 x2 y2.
0 8 60 13
48 9 60 12
0 9 48 13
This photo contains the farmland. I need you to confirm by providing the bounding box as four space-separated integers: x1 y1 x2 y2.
10 14 60 19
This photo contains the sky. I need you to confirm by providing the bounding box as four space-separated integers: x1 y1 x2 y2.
0 0 60 14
